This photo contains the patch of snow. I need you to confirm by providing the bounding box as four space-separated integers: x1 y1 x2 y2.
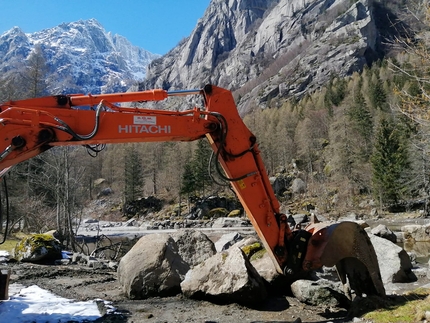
62 250 73 259
0 284 112 323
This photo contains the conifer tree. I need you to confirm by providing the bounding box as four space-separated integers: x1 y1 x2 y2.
348 78 373 159
191 139 213 196
369 73 388 110
123 144 144 203
180 162 196 197
371 118 409 205
324 77 347 116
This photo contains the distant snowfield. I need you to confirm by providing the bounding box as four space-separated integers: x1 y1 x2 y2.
0 284 111 323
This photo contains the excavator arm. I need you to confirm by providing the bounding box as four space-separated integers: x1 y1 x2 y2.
0 84 385 298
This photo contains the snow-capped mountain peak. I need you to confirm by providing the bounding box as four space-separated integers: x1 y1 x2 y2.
0 19 160 95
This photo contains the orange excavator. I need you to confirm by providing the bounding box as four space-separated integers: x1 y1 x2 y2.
0 84 385 299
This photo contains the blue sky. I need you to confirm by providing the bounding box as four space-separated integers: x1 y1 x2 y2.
0 0 211 55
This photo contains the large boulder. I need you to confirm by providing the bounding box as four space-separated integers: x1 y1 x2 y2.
117 233 189 299
171 229 216 268
291 279 349 307
234 235 260 250
368 234 416 284
214 232 243 252
371 224 397 243
269 174 292 196
13 233 62 263
232 235 292 295
291 178 306 194
249 249 291 295
180 247 267 306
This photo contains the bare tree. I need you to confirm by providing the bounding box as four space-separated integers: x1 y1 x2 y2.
25 147 86 249
21 44 49 98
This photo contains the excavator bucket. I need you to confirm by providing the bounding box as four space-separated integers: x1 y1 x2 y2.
302 221 385 300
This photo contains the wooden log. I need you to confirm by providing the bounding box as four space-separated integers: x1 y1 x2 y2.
0 269 10 300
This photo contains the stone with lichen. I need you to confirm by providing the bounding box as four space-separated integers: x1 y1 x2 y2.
13 233 62 263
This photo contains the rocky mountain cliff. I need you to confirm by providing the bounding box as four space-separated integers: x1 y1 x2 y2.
0 19 159 95
142 0 412 115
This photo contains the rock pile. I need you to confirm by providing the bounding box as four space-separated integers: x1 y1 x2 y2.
117 230 269 306
8 219 426 310
116 221 420 307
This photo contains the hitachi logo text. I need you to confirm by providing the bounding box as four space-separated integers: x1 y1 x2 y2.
118 125 171 134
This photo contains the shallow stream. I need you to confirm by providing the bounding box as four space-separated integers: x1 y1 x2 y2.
368 218 430 264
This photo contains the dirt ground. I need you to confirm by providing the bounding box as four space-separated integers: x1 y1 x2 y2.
5 248 430 323
3 216 429 323
5 261 358 323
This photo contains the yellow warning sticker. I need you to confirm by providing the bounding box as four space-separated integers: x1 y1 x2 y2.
238 180 246 189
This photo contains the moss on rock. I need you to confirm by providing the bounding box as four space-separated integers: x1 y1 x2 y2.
227 209 242 217
13 233 62 263
241 242 265 260
249 249 266 261
208 208 229 218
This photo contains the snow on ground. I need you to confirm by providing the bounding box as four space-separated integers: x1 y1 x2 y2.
0 284 111 323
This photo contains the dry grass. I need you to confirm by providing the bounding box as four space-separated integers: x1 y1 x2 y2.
363 289 430 323
0 238 19 253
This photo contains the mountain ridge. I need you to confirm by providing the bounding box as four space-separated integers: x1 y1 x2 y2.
142 0 414 115
0 1 420 109
0 18 159 95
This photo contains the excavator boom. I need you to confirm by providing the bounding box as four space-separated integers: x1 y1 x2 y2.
0 84 385 297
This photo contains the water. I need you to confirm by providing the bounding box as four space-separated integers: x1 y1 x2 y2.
74 235 139 260
75 219 430 264
368 218 430 264
403 240 430 263
368 217 430 231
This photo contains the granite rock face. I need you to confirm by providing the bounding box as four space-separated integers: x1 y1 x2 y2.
143 0 387 114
